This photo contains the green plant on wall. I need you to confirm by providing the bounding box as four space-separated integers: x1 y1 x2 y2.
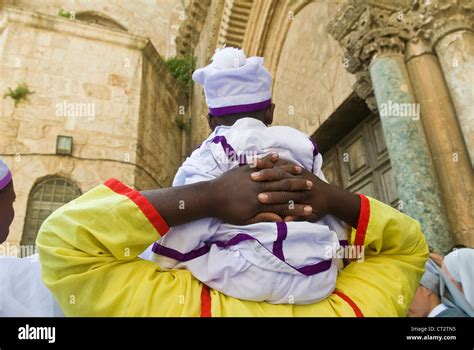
164 55 196 88
3 83 35 106
58 9 75 19
176 115 190 131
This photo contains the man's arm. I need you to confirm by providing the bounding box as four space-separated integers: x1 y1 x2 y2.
37 155 317 316
208 195 429 317
140 154 316 226
239 168 428 316
38 154 426 316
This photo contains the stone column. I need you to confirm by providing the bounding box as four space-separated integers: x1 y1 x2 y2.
405 38 474 247
328 2 454 251
370 54 453 251
417 0 474 165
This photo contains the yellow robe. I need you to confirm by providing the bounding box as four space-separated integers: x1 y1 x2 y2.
37 178 428 317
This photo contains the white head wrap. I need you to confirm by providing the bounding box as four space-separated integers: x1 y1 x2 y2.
444 248 474 307
192 47 273 116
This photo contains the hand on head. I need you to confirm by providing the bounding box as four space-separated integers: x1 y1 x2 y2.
249 154 330 223
211 153 314 225
212 152 333 225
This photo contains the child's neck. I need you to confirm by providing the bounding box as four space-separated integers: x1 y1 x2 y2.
213 116 268 129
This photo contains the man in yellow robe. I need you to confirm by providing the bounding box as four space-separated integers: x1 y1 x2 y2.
37 155 428 317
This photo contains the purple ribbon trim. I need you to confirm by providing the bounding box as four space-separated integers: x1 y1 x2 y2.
213 233 255 248
152 242 210 262
309 138 319 173
297 259 332 276
309 138 319 157
152 231 333 277
212 135 247 166
0 171 12 190
209 99 272 117
273 222 287 261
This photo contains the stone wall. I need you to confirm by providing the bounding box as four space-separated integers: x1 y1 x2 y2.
0 7 187 247
272 1 355 135
0 8 144 160
3 0 186 57
1 155 135 246
135 44 187 190
188 0 226 149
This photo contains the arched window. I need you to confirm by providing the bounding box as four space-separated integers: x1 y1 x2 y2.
75 11 127 32
22 177 81 251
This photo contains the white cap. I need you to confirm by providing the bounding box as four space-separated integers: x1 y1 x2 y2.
192 47 273 116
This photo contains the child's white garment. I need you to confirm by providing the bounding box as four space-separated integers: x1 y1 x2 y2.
151 118 348 304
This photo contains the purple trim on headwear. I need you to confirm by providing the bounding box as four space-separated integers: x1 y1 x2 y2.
209 99 272 117
273 222 287 261
212 135 247 166
0 171 12 190
153 231 333 277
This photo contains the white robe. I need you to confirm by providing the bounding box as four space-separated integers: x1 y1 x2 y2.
0 254 63 317
0 249 159 317
152 118 348 304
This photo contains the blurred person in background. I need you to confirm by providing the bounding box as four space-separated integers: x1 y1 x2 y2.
0 158 63 316
443 248 474 307
0 159 15 244
408 256 473 317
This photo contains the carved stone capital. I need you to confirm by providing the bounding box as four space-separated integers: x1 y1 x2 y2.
405 37 433 61
329 1 410 66
328 0 411 111
411 0 474 48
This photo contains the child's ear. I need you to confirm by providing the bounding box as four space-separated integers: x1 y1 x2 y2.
207 114 217 131
265 103 275 125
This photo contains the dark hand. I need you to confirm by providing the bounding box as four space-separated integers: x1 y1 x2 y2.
142 153 359 228
210 153 314 225
252 159 361 228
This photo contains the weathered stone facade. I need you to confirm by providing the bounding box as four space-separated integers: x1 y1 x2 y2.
181 0 473 249
186 0 356 145
326 0 473 248
0 6 186 249
0 0 472 251
3 0 187 57
272 1 356 134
